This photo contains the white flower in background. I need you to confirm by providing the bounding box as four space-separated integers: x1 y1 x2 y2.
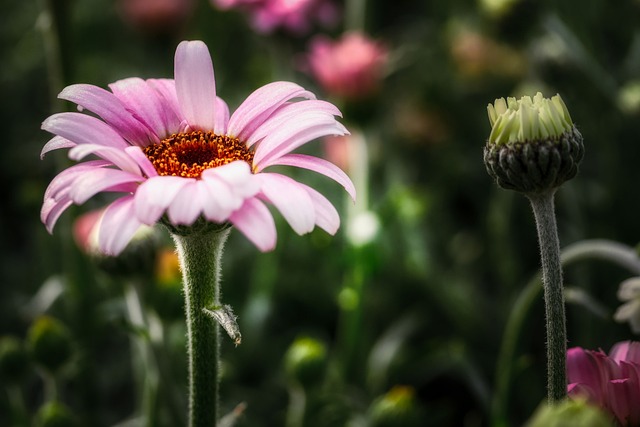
614 277 640 334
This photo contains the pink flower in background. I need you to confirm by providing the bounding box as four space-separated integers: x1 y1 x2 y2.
567 341 640 426
304 32 388 100
118 0 195 34
42 40 354 255
211 0 338 35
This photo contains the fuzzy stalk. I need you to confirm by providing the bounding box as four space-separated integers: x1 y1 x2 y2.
173 228 231 427
527 191 566 403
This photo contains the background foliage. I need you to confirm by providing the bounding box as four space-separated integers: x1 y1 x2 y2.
2 0 640 425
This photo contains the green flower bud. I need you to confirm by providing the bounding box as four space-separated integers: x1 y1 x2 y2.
484 92 584 194
0 336 29 384
525 399 614 427
284 336 327 387
369 386 421 427
27 316 73 374
35 401 79 427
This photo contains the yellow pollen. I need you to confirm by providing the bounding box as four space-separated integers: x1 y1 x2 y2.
143 131 254 178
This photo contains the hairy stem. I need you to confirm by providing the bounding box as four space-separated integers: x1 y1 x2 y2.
527 191 566 403
173 228 230 427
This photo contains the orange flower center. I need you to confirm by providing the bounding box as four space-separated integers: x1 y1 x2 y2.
143 131 254 178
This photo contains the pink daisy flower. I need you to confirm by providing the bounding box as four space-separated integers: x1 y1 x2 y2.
41 40 354 255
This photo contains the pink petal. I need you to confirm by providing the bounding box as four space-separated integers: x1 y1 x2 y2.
229 198 277 251
610 341 640 365
257 173 315 235
98 196 144 256
69 168 142 204
199 175 241 222
41 136 76 159
134 175 193 224
566 347 607 405
42 112 129 149
299 183 340 235
41 197 73 234
167 181 204 225
202 161 260 198
124 146 158 178
253 115 348 167
44 160 111 201
608 379 640 426
58 84 154 145
214 96 230 135
265 153 356 201
245 100 341 148
68 144 141 174
227 81 315 140
174 40 216 131
109 78 174 139
147 78 183 131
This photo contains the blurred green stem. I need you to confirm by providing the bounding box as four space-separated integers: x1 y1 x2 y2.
39 0 69 111
124 281 159 427
7 386 28 427
346 0 367 31
528 191 566 403
173 228 230 427
492 239 640 426
285 384 306 427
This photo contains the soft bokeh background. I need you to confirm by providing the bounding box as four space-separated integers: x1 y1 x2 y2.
3 0 640 426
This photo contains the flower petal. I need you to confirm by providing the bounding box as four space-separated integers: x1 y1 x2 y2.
69 168 143 204
58 84 154 145
167 181 204 225
202 160 260 198
124 146 158 178
147 78 183 131
134 175 193 224
68 144 141 174
41 197 73 234
253 115 348 167
41 136 76 159
109 78 173 140
245 100 341 148
227 81 315 140
174 40 216 131
257 173 315 235
42 112 129 149
266 153 356 201
98 196 144 256
229 198 276 251
44 160 111 201
214 96 230 135
199 175 240 222
298 183 340 235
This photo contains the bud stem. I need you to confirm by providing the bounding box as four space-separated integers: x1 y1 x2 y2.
527 190 567 403
172 228 231 427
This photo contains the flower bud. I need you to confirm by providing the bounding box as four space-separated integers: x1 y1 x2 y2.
35 401 79 427
284 336 327 387
483 92 584 194
525 398 614 427
369 386 421 427
27 316 73 374
0 336 29 385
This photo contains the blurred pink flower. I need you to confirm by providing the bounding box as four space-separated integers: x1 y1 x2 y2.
303 32 388 100
42 40 354 255
73 209 103 254
118 0 195 34
212 0 338 34
567 341 640 426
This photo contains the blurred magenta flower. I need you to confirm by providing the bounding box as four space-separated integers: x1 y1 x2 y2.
212 0 338 35
118 0 195 34
567 341 640 426
303 32 388 100
41 40 354 255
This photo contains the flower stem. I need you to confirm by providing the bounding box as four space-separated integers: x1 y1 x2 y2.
491 239 640 425
172 228 230 427
527 191 566 403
